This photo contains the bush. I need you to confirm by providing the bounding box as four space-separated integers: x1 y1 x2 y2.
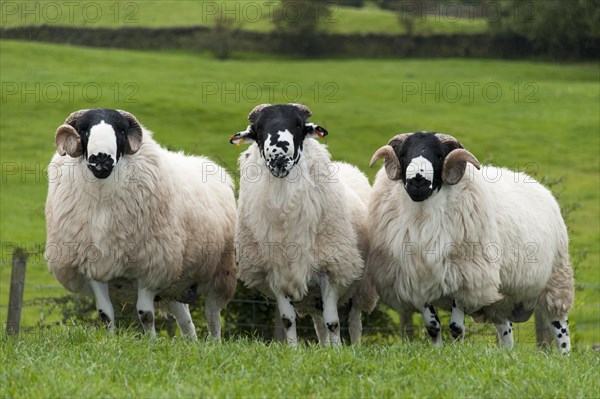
488 0 600 58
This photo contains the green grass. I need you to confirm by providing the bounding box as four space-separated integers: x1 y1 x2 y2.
0 0 488 35
1 324 599 398
0 40 598 346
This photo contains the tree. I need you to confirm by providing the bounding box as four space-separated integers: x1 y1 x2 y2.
489 0 600 58
272 0 334 56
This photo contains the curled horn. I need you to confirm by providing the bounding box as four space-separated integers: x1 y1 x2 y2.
248 104 271 122
117 110 144 155
437 133 481 184
369 133 411 181
290 103 312 118
55 109 89 157
370 145 400 180
64 109 89 126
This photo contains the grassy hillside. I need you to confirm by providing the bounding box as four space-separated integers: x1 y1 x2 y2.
1 325 599 398
0 40 598 345
0 0 487 34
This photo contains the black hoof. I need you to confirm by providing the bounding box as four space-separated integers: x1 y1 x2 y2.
449 322 464 339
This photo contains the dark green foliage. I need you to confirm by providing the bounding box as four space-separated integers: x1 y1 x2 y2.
272 0 334 56
330 0 366 7
489 0 600 58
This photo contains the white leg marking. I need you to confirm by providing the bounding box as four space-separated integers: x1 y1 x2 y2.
311 312 329 346
348 305 362 345
168 301 197 340
320 274 341 347
495 321 514 348
204 292 222 340
550 317 571 353
422 304 442 346
89 280 115 333
276 292 298 347
136 285 156 337
449 300 465 341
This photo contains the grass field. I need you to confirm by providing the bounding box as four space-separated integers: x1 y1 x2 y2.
0 0 488 35
1 325 599 398
1 40 598 347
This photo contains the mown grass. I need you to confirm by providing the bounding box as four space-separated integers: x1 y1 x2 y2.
0 0 488 35
0 40 598 345
1 324 599 398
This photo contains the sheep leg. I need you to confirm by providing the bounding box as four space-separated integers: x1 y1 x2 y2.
348 305 362 345
449 300 465 341
495 321 514 348
310 312 330 346
320 275 341 347
204 292 222 340
89 280 115 333
549 316 571 353
399 306 415 340
422 304 442 346
168 301 197 340
275 293 298 347
136 286 157 337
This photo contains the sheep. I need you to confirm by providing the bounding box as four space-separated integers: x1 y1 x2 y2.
368 131 574 352
45 108 237 339
231 103 377 346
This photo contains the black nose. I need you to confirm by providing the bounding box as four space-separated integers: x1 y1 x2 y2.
274 156 287 168
411 175 428 187
88 152 114 178
269 155 288 169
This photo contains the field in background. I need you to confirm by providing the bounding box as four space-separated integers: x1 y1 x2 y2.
0 40 598 346
0 0 488 34
1 325 599 397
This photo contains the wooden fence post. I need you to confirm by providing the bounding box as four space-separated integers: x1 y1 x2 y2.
6 247 27 336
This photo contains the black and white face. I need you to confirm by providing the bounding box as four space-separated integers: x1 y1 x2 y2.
371 132 481 202
55 108 143 179
231 104 328 178
392 132 456 202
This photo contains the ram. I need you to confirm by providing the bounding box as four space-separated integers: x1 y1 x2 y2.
369 132 573 352
46 108 236 339
231 103 377 346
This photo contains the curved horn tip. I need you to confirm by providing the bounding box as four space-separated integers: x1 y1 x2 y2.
369 145 394 168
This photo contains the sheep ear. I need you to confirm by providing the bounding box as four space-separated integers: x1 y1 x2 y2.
55 124 83 157
370 145 401 180
117 110 143 155
443 149 481 185
305 122 328 139
230 125 256 146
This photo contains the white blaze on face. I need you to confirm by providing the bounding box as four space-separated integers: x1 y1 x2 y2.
87 120 117 162
405 155 434 188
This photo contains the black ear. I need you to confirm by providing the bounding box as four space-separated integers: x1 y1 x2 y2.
230 125 257 145
305 123 328 139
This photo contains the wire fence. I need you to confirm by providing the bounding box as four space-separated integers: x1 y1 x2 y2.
1 254 598 345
